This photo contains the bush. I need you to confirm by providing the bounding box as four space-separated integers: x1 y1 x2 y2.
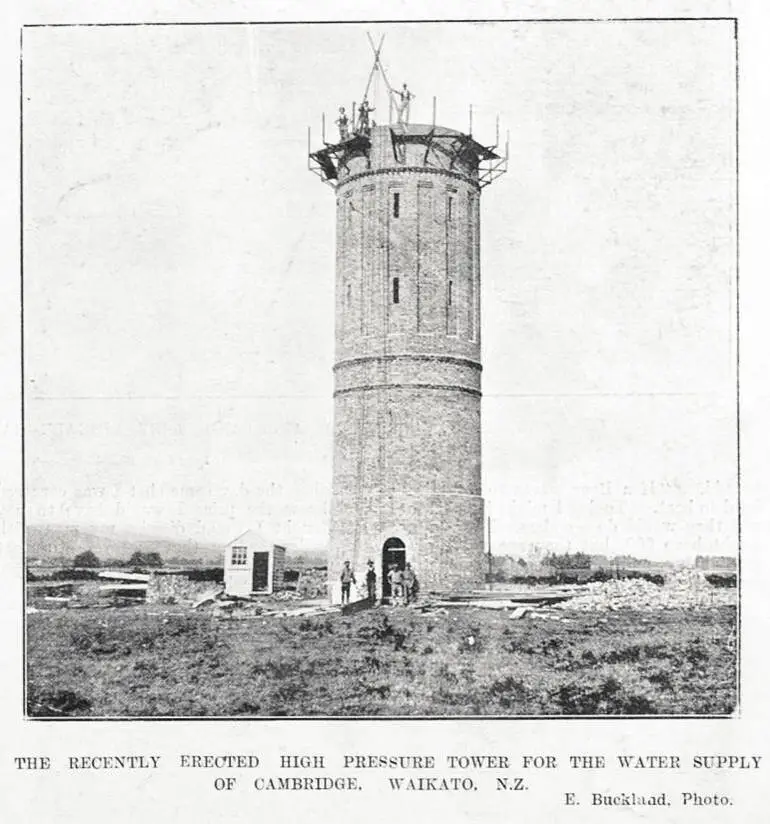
127 551 163 568
544 552 592 570
28 688 92 717
72 550 101 568
182 567 224 583
705 573 736 588
489 675 529 708
489 568 666 586
551 676 657 715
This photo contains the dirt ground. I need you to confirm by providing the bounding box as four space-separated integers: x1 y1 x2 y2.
26 602 736 717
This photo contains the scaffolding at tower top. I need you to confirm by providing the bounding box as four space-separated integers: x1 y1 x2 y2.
307 34 509 188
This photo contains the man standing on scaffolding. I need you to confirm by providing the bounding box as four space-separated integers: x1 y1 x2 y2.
357 98 375 136
336 106 350 141
393 82 414 125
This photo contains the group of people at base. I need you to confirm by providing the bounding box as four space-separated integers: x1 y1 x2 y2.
339 559 418 606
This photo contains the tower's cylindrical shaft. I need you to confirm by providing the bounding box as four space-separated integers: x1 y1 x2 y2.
328 124 486 597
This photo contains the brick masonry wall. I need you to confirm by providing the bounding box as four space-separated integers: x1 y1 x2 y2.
331 492 485 595
329 125 486 593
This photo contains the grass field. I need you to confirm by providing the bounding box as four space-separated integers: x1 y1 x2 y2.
26 604 737 717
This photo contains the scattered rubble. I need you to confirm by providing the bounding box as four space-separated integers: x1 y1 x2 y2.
192 591 221 610
294 568 328 599
412 569 735 617
27 565 734 620
147 573 222 605
190 592 338 620
554 568 736 612
274 590 302 601
261 605 338 618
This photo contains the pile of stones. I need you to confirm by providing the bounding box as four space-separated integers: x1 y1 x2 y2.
296 568 328 599
556 568 736 612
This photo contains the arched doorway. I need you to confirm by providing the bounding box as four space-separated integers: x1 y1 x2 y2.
382 537 406 602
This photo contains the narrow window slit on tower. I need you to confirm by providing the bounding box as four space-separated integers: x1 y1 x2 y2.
393 192 400 218
448 196 453 221
393 277 400 304
448 280 453 306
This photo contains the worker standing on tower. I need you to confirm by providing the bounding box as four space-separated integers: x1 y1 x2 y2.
357 98 375 135
392 83 414 125
336 106 350 141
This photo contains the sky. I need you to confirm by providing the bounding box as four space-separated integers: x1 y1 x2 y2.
22 20 737 559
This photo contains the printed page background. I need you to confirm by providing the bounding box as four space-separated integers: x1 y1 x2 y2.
1 1 768 822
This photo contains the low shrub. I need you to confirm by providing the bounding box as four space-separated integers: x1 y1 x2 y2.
28 688 92 717
489 675 529 708
180 567 224 583
552 675 658 715
705 573 736 588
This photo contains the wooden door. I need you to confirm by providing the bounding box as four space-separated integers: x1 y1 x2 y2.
252 552 269 591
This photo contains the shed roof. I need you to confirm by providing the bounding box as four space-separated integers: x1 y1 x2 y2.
225 529 285 551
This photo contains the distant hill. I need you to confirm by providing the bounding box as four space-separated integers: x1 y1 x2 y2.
26 525 223 566
25 525 327 568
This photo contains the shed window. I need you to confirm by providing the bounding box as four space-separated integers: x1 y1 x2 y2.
231 546 248 566
392 277 400 304
392 192 400 218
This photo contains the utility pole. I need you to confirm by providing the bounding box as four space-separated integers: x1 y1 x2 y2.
487 514 493 587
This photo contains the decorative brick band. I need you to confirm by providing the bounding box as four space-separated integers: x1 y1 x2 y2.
337 166 480 192
333 354 482 372
334 383 482 398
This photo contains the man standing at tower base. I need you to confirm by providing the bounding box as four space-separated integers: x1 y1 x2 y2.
340 561 356 606
366 560 377 604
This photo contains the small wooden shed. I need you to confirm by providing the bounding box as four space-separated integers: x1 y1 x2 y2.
224 530 286 597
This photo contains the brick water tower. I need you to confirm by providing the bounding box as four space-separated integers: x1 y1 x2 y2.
310 51 506 600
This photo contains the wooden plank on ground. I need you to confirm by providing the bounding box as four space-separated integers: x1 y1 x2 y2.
98 570 150 583
433 590 579 604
